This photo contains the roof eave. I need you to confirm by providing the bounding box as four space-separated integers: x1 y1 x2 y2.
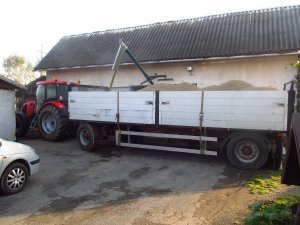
0 75 26 90
36 51 300 71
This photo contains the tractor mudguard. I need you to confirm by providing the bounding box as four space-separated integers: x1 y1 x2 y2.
42 101 68 117
21 101 35 118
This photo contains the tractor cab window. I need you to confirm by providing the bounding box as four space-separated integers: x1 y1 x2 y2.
46 84 57 100
57 84 69 105
36 85 45 112
36 85 45 103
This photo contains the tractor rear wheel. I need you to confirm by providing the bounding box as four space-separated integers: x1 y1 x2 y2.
38 105 68 141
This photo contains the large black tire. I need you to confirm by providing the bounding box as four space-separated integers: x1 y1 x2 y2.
77 123 101 151
15 112 30 137
0 162 29 195
38 105 68 141
227 134 269 170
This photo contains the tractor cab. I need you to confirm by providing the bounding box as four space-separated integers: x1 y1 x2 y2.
35 80 78 113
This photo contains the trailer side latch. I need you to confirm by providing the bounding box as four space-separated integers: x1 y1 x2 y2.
145 101 153 105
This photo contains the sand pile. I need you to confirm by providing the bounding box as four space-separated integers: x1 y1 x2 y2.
201 80 277 91
139 82 199 91
138 80 277 91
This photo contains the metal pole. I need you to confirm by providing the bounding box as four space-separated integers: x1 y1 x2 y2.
109 70 117 91
125 48 154 85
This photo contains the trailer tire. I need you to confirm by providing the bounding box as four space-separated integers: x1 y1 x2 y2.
77 123 101 151
38 105 68 141
16 112 30 137
227 134 269 170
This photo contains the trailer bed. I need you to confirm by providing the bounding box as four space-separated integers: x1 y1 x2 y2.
69 90 288 132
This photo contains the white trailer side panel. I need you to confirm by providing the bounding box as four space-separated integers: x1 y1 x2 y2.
69 91 156 124
69 90 288 131
119 92 156 124
69 92 118 122
203 91 287 131
159 91 288 131
159 91 202 127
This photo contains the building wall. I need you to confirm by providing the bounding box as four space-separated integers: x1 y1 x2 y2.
0 89 15 141
47 55 297 90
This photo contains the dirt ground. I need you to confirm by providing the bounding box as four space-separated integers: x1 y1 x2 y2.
0 132 299 225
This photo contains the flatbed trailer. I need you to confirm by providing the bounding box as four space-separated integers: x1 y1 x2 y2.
69 89 294 169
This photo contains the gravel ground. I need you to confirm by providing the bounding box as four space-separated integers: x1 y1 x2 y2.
0 132 297 225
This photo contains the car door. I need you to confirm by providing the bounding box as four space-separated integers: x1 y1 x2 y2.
0 140 3 172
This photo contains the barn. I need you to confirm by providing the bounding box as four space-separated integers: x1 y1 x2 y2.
35 5 300 91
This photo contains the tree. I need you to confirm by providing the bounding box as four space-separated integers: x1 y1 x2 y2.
3 55 37 85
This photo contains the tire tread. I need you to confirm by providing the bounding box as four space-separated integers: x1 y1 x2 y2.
38 105 68 141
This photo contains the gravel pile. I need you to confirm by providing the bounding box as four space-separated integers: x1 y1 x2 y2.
139 80 276 91
201 80 277 91
139 82 199 91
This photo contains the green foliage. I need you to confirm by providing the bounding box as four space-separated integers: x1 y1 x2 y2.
245 195 300 225
246 172 281 194
290 60 300 68
3 54 36 85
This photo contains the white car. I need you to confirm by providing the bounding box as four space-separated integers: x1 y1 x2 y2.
0 138 40 195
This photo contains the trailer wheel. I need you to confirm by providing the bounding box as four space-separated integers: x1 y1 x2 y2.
16 112 30 137
77 123 101 151
38 105 68 141
227 134 269 169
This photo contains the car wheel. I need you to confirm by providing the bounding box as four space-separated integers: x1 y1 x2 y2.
0 163 29 195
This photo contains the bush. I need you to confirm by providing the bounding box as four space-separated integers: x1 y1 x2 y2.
246 173 280 195
245 195 300 225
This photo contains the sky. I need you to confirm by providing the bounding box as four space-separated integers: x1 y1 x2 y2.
0 0 300 73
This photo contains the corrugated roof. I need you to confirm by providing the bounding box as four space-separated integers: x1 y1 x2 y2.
35 5 300 71
0 75 26 90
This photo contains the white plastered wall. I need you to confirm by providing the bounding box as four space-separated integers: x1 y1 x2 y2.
47 54 298 90
0 89 16 141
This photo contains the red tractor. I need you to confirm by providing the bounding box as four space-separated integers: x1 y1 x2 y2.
16 80 86 141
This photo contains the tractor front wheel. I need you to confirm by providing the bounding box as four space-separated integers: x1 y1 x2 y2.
38 105 68 141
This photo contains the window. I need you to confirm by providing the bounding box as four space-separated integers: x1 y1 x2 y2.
36 85 45 112
57 84 69 105
46 84 57 99
36 85 45 104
